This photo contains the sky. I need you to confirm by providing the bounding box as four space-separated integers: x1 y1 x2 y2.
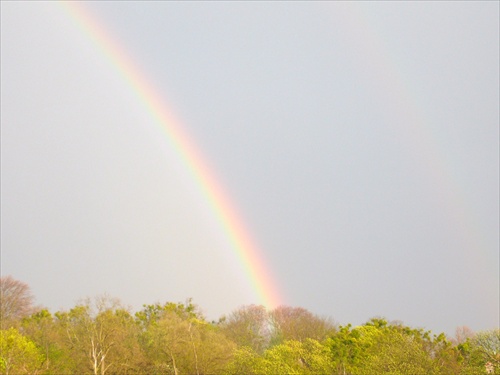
1 1 498 336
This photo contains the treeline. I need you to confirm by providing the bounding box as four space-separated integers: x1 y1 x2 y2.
1 275 499 374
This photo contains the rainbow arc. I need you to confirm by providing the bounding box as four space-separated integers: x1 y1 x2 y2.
62 1 282 309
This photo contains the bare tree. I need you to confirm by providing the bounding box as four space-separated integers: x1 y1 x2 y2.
269 306 336 345
0 275 35 328
219 305 271 353
454 325 475 344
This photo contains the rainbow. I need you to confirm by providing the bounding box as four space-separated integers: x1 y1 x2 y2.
60 1 282 309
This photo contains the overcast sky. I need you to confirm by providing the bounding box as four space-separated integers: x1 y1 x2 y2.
1 1 498 335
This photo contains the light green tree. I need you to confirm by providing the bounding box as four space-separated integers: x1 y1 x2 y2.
0 327 44 375
459 329 500 374
475 329 500 371
222 346 267 375
357 325 436 375
225 338 333 375
21 309 75 374
56 296 142 375
192 322 236 374
136 300 235 375
326 318 461 375
263 338 334 375
326 324 369 374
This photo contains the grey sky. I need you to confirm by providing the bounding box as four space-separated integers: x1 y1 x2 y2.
1 1 498 335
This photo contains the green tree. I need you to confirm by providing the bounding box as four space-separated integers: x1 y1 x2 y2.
222 346 266 375
192 322 236 375
326 318 461 375
326 324 368 374
357 325 436 375
263 339 333 375
459 329 500 374
0 327 44 375
136 300 234 375
136 300 203 374
475 329 500 371
21 309 75 374
56 296 141 375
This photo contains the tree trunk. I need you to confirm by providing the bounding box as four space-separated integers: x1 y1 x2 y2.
170 351 178 375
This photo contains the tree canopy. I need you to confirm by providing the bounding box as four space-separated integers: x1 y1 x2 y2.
0 276 498 375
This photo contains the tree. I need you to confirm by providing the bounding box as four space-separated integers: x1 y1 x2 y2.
137 300 235 375
219 305 271 353
191 323 236 375
0 276 35 329
357 325 437 375
0 327 44 375
326 318 461 375
475 330 500 367
224 338 333 375
21 309 75 374
459 329 500 374
222 346 266 375
56 296 142 375
263 339 334 375
326 324 368 375
269 306 336 345
454 326 475 345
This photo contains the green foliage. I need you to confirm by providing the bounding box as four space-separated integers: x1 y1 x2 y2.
0 327 44 375
326 324 368 374
137 300 235 374
135 298 203 328
223 346 267 375
1 277 497 375
325 318 463 375
54 296 144 374
458 329 500 374
263 339 333 375
21 309 76 374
